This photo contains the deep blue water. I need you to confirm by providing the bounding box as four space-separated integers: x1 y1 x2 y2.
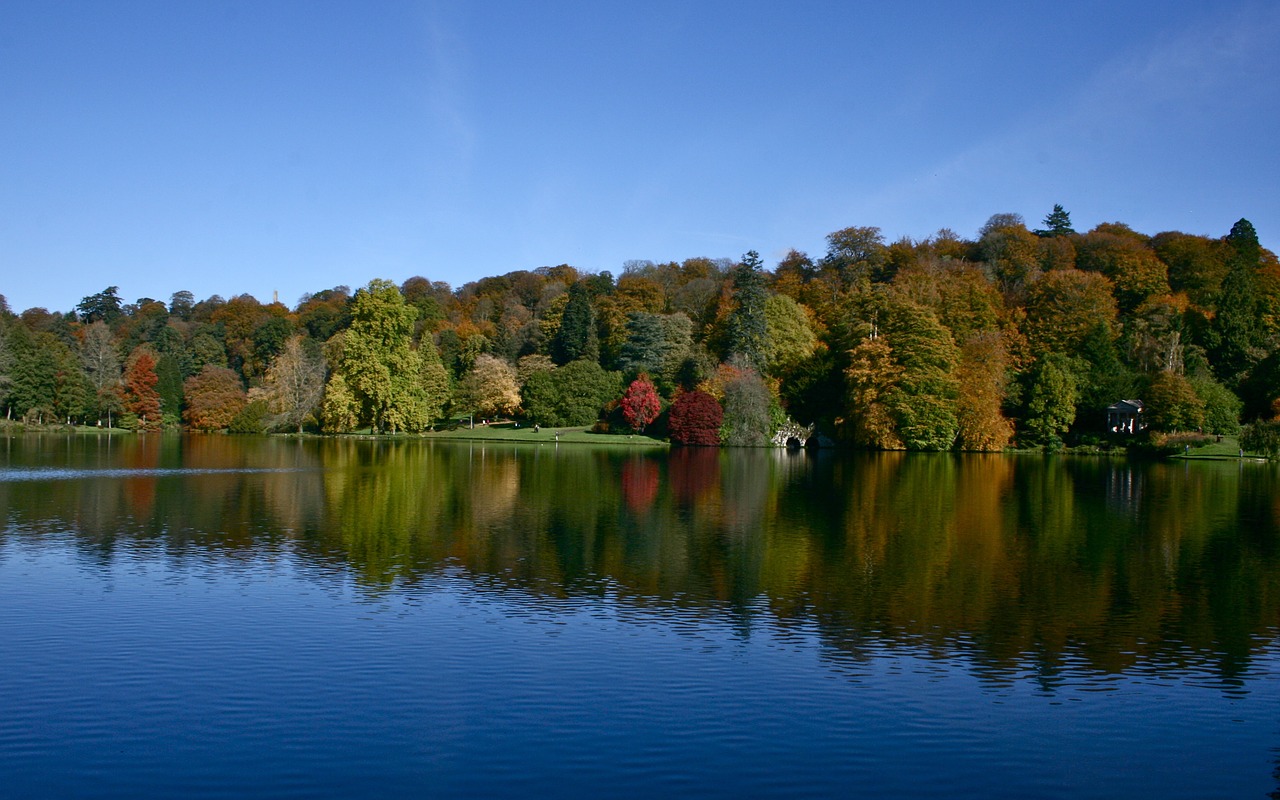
1 434 1277 798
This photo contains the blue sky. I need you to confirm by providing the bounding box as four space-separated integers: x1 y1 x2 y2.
2 1 1277 314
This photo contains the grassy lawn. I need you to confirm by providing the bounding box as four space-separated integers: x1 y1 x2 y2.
1172 435 1265 460
422 421 668 448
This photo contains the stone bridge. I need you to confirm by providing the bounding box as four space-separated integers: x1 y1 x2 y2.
771 419 816 449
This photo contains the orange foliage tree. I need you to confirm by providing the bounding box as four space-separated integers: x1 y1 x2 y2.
119 349 162 430
183 365 247 431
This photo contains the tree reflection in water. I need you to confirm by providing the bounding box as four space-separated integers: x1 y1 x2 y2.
1 433 1277 683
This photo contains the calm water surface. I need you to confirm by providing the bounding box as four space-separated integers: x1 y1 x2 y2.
1 434 1278 798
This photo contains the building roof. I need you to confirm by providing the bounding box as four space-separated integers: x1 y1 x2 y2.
1107 399 1144 412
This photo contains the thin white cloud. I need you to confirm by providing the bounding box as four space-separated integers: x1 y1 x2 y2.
855 3 1280 240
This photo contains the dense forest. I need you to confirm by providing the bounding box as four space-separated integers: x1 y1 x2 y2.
2 207 1278 451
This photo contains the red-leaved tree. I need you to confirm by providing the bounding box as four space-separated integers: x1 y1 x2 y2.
119 349 162 430
620 375 661 434
668 389 723 446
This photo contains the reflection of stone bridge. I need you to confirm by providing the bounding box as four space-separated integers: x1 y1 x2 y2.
771 420 815 449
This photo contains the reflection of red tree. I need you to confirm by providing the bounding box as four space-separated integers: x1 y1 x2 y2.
621 458 659 513
668 447 719 505
124 435 161 516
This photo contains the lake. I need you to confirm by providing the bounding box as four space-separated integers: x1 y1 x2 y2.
1 433 1277 798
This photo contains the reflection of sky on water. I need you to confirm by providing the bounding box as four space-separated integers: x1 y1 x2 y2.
1 534 1276 799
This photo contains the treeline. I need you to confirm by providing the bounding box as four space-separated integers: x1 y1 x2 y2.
1 207 1277 450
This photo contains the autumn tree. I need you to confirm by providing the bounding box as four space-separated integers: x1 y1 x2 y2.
668 390 723 446
844 337 903 450
979 214 1041 297
955 332 1014 451
456 354 522 419
1074 227 1169 312
262 335 326 433
1022 269 1118 356
79 321 124 426
119 349 162 430
183 365 247 431
620 375 661 434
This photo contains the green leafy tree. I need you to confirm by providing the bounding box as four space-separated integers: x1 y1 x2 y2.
188 330 228 372
322 373 360 433
719 364 774 446
1189 377 1241 435
417 339 451 427
51 345 91 423
1144 371 1205 432
620 375 661 434
339 279 423 432
521 359 621 427
168 290 196 320
763 294 817 378
619 312 693 394
821 226 890 285
1020 354 1078 449
1241 420 1280 459
7 327 59 421
252 316 296 377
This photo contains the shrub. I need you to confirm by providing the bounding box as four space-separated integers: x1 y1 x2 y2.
668 390 723 446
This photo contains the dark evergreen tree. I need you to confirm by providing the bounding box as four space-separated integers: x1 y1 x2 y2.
1210 218 1265 386
76 286 124 324
551 282 598 366
1035 204 1075 237
725 251 769 372
155 354 185 421
6 327 58 419
51 346 91 423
